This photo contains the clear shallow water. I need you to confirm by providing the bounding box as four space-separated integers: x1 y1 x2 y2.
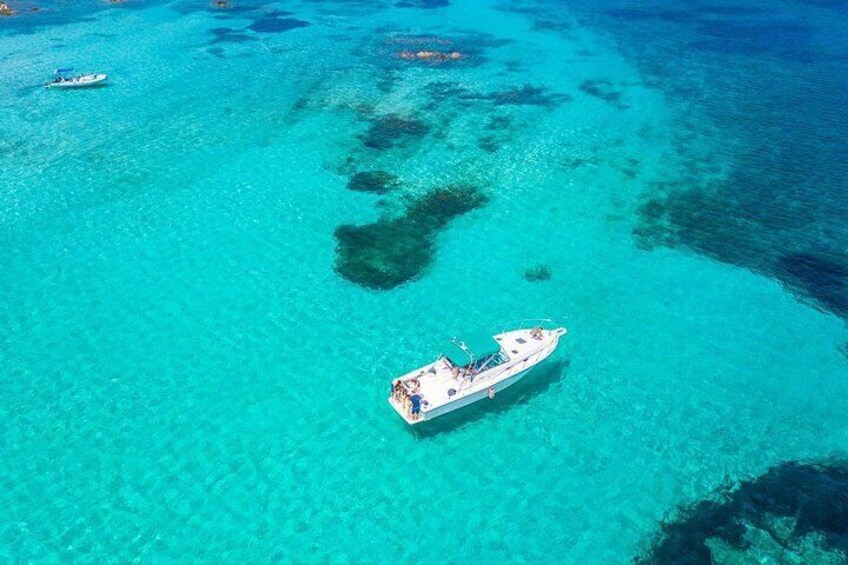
1 0 847 562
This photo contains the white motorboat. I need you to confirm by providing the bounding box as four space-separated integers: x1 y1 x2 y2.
389 321 567 425
45 68 108 89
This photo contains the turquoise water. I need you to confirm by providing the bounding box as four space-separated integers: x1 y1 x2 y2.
2 0 847 562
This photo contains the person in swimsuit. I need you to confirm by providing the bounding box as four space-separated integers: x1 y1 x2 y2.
410 394 422 421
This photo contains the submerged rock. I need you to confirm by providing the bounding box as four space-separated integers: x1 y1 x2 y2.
637 199 666 221
404 185 488 225
347 171 400 194
398 50 463 62
524 265 552 282
361 113 430 150
533 18 571 33
579 78 628 108
380 32 511 69
476 115 514 153
248 11 309 34
334 184 488 289
210 27 255 44
636 459 848 564
477 135 500 153
426 82 570 108
561 156 600 169
470 84 571 107
334 220 430 290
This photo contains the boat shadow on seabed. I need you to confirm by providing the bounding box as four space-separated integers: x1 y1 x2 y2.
409 359 570 438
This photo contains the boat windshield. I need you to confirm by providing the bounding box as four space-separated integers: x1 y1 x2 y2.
470 350 509 372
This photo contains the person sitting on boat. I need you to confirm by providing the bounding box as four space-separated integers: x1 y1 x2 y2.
391 380 403 401
530 326 543 340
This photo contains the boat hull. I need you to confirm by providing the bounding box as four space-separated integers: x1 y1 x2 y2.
420 363 536 421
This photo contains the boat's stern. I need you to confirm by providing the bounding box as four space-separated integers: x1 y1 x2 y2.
387 395 422 425
388 362 442 425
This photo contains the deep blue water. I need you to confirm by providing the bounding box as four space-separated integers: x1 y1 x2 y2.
562 0 848 318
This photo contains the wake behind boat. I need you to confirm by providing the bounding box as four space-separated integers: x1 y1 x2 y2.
45 68 108 89
389 321 567 425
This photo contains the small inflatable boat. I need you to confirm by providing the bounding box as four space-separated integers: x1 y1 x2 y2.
46 68 108 89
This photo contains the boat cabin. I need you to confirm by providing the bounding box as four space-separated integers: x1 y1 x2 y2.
444 331 509 375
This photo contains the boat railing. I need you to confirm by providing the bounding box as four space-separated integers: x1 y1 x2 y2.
497 317 566 334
